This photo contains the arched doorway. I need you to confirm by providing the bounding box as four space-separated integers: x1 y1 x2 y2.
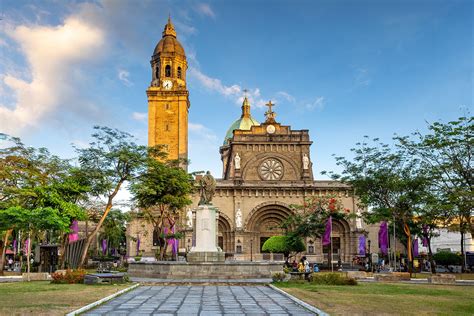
322 218 352 263
245 202 293 253
218 213 234 253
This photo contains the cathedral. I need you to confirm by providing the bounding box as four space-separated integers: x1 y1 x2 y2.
127 18 379 264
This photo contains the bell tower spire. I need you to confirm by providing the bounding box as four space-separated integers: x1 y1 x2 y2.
147 17 190 169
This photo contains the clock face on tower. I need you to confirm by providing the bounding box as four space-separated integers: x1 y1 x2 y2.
266 124 276 134
162 80 173 90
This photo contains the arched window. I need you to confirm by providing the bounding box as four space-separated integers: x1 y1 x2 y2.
165 65 171 77
177 67 182 79
155 66 159 79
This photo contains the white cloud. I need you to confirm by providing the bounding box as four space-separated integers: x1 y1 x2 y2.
118 69 132 86
189 67 269 108
195 3 216 18
189 67 240 97
305 96 325 110
354 67 371 87
132 112 147 122
0 17 104 135
189 122 217 141
276 91 296 103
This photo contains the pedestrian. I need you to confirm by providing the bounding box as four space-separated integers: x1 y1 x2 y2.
8 258 13 270
313 263 319 272
304 256 310 273
292 259 298 272
298 259 305 273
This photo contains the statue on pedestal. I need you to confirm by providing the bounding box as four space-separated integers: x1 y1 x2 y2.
186 209 193 228
198 171 216 205
235 209 242 229
234 153 241 170
302 153 310 170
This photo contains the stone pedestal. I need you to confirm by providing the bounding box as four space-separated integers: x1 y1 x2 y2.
188 204 225 262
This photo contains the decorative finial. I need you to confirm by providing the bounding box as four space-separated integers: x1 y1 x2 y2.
241 91 251 118
243 89 248 98
265 100 276 123
162 15 177 38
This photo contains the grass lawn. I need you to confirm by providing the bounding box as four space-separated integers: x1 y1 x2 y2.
276 281 474 315
0 281 132 315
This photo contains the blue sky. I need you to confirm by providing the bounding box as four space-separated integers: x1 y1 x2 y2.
1 0 472 181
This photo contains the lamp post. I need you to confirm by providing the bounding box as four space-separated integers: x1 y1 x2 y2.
250 238 253 262
368 239 372 272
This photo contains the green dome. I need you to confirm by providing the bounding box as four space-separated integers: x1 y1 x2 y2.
224 97 260 143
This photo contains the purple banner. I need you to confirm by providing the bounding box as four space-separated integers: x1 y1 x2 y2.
322 216 332 246
378 221 388 255
101 239 107 255
413 238 419 257
422 225 428 247
13 239 17 255
68 220 79 243
359 236 366 255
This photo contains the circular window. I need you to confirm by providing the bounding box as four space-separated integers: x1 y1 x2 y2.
259 159 284 180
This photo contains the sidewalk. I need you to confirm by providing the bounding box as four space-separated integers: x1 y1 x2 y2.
0 276 22 283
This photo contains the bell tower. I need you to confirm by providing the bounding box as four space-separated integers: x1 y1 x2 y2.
147 16 189 165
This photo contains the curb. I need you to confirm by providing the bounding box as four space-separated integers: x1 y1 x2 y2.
66 283 139 316
268 284 328 316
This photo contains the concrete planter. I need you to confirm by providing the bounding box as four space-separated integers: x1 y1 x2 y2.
129 261 283 279
428 274 456 284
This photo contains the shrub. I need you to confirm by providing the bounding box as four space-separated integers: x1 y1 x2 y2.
272 272 286 282
310 273 357 285
51 269 86 284
433 251 462 267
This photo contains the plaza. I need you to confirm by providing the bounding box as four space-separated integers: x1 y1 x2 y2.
84 285 316 315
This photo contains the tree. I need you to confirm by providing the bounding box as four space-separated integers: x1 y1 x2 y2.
99 209 130 256
261 235 305 260
282 195 349 240
0 136 86 274
397 115 473 271
433 251 462 270
75 126 152 267
326 137 432 274
130 157 193 260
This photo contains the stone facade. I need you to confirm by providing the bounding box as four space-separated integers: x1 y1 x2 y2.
126 18 388 264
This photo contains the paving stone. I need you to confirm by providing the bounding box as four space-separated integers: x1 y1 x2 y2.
85 285 316 315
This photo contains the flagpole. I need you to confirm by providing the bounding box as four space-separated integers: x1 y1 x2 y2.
330 217 333 272
387 220 390 270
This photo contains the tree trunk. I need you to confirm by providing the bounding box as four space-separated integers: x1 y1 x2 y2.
461 231 465 273
58 233 68 269
403 222 413 276
78 180 124 268
428 237 436 274
26 233 31 282
0 230 13 276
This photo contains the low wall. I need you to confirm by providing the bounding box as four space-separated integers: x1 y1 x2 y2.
428 274 456 285
128 261 284 279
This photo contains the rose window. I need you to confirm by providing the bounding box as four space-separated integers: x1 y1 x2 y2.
259 159 283 180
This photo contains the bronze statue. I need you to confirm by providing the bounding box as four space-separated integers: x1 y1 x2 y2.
198 171 216 205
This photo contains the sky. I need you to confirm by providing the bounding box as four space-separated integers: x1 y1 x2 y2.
1 0 472 182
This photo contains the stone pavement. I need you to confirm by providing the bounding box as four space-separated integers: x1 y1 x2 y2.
85 285 316 315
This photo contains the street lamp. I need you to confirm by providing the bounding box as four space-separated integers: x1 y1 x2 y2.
368 239 372 271
250 238 253 262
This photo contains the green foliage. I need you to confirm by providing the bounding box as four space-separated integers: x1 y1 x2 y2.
262 235 305 257
51 269 86 284
433 251 462 266
99 210 130 252
272 272 286 282
130 157 193 210
310 273 358 285
397 116 473 236
283 195 348 240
